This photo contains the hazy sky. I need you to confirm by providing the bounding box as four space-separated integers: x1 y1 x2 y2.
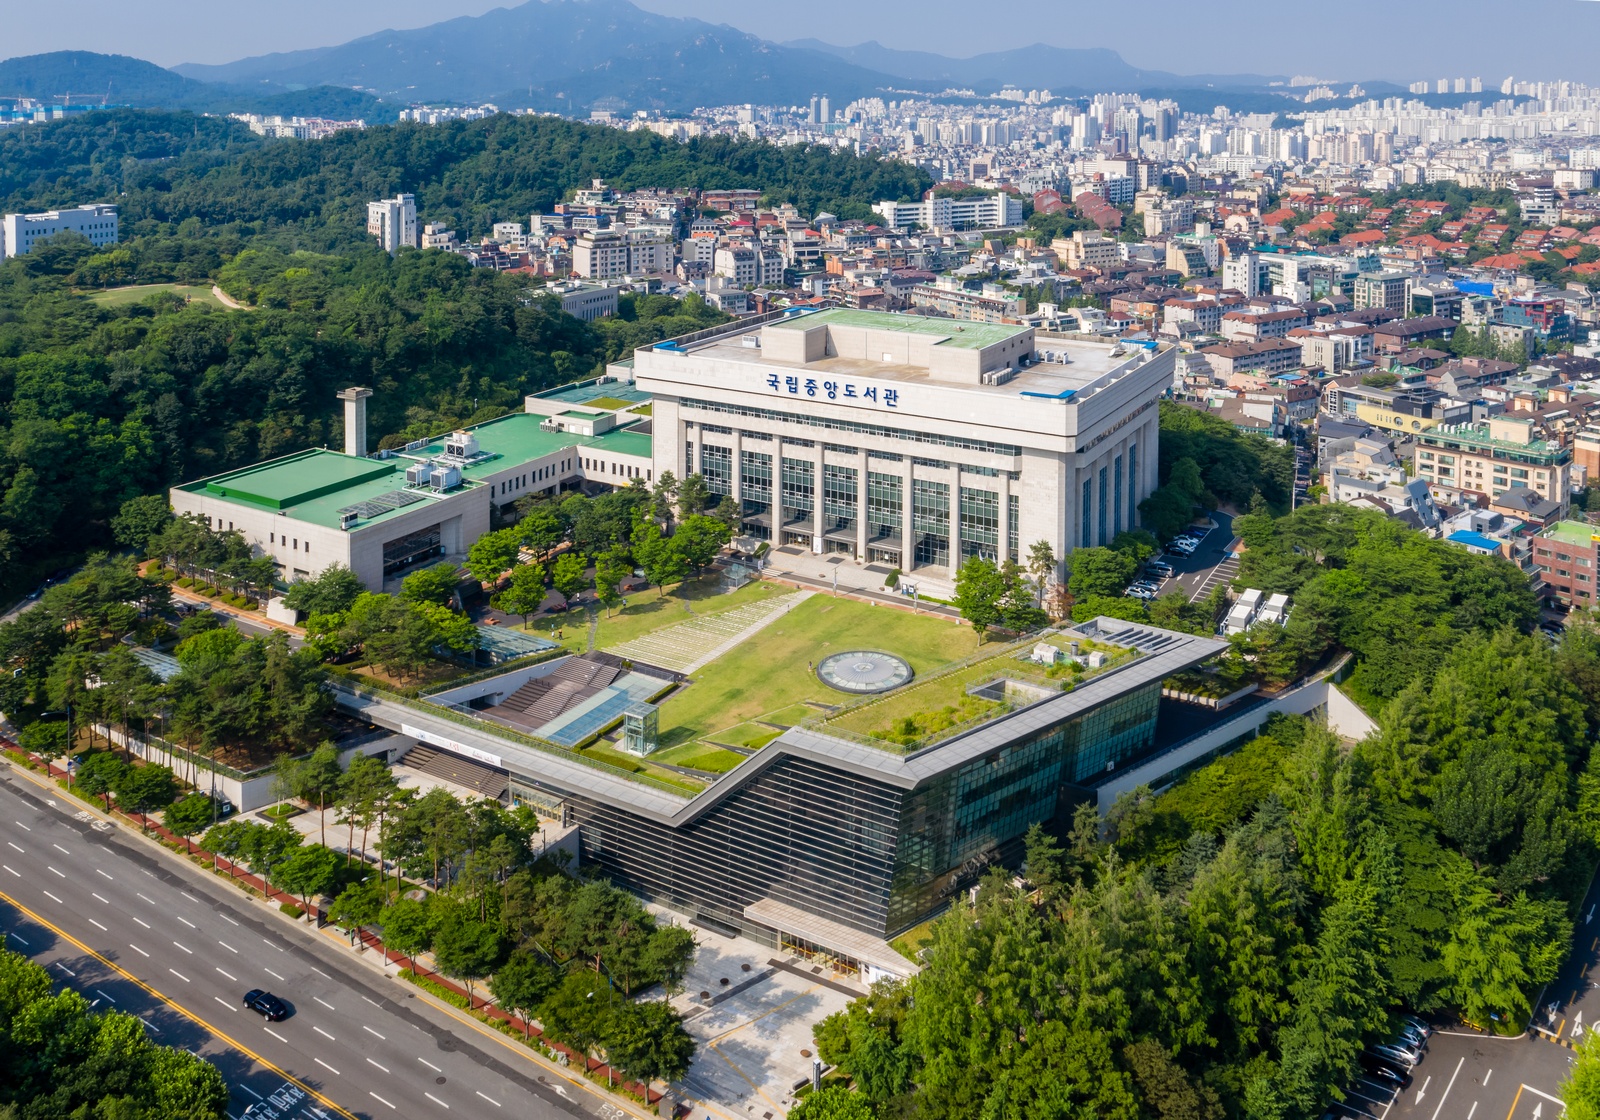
10 0 1600 83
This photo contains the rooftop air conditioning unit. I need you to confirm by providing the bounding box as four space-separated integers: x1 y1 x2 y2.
340 511 359 529
405 460 434 486
429 465 462 491
980 367 1016 386
443 431 480 459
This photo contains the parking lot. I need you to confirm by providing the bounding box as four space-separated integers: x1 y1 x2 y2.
1130 512 1238 606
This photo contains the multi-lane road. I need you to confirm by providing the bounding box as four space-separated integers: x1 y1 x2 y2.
0 763 642 1120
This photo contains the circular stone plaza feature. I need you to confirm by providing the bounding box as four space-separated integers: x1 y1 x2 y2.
816 651 914 694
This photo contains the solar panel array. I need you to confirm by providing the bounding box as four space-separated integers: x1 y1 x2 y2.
337 489 426 520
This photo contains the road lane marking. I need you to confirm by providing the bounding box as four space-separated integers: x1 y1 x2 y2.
1469 1103 1478 1119
314 997 335 1010
424 1092 450 1108
54 961 76 976
370 1093 396 1110
7 842 23 852
220 914 238 926
362 996 381 1008
94 989 115 1003
132 917 150 928
262 938 283 952
363 1025 385 1039
1522 1085 1567 1106
239 1085 263 1100
418 1058 442 1072
141 1017 160 1032
475 1091 501 1107
1428 1057 1465 1120
367 1058 389 1072
42 890 63 903
173 941 192 954
92 892 109 903
128 944 148 956
315 1058 341 1075
89 918 107 930
47 866 65 878
177 916 196 928
168 969 189 982
264 967 284 981
1485 1070 1493 1086
136 893 155 904
312 967 330 979
13 822 29 830
6 931 28 946
216 967 237 981
95 869 112 879
264 1027 287 1043
52 843 68 854
313 1025 335 1040
1 865 16 876
219 941 238 953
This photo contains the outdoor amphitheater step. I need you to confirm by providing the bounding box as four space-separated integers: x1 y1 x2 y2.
603 590 815 674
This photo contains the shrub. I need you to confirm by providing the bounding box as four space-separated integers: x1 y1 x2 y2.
279 902 304 919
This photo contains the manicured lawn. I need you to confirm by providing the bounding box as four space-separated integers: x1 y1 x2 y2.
890 915 940 963
706 722 783 749
649 742 748 774
521 576 789 654
86 283 225 308
578 743 707 793
656 595 977 747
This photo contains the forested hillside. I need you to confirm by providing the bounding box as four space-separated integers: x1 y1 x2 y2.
0 109 932 243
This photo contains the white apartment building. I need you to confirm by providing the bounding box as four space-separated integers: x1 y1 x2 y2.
0 204 118 260
573 229 677 278
549 280 621 322
1054 230 1121 272
713 245 785 287
631 308 1172 595
367 194 418 255
872 192 1025 231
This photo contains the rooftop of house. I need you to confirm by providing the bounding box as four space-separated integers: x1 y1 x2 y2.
1539 520 1599 547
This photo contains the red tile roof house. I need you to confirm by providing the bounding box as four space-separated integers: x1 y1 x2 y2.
1341 230 1388 248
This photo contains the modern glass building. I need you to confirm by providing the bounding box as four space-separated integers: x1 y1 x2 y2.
334 618 1226 978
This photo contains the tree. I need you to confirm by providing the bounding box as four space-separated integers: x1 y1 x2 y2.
465 528 524 585
281 564 364 617
1023 821 1067 894
1067 546 1138 599
1025 539 1057 605
593 550 633 616
997 559 1048 633
270 843 342 916
202 819 253 878
165 793 217 845
1565 1028 1600 1120
400 564 463 607
339 752 399 870
677 473 711 520
17 719 69 771
518 507 568 555
552 552 589 602
539 969 613 1055
952 557 1006 642
329 876 387 945
490 948 563 1034
294 741 345 847
382 895 439 972
75 751 129 811
492 561 548 626
649 470 680 525
113 762 177 830
789 1086 877 1120
632 518 688 593
605 1000 696 1084
671 514 732 574
110 493 172 554
711 495 742 533
431 911 507 1001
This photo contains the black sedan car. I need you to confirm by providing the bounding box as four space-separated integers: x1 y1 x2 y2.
242 989 289 1021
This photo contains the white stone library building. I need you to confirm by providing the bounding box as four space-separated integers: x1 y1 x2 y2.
632 308 1172 593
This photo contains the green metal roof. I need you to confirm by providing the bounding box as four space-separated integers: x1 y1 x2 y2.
770 307 1028 350
412 413 652 480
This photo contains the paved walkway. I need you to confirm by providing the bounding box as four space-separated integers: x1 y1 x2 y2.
604 590 814 673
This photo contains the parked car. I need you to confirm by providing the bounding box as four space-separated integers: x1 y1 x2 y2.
1368 1041 1421 1068
1398 1013 1432 1039
1125 588 1155 601
242 990 289 1022
1394 1023 1428 1051
1358 1052 1411 1089
1169 541 1197 557
1147 561 1175 579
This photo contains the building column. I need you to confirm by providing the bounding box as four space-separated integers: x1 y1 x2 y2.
730 430 744 507
812 448 825 553
948 471 963 579
999 471 1014 564
856 451 870 560
773 437 785 543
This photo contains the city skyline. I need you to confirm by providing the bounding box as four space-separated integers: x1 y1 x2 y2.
7 0 1600 84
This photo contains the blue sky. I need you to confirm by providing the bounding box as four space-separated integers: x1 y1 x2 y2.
10 0 1600 83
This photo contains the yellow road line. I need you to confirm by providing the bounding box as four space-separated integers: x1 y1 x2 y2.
0 887 356 1120
1505 1083 1524 1120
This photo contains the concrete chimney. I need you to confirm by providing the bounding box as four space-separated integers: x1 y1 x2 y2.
337 387 373 457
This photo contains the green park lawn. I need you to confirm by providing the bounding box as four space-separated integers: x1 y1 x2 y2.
648 741 748 774
523 575 789 653
86 283 225 308
655 594 977 750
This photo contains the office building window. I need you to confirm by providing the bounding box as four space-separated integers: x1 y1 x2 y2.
740 450 772 515
867 472 902 541
701 445 732 496
781 457 815 526
1007 494 1019 563
1127 443 1139 529
684 441 695 476
1081 478 1092 548
1098 466 1109 546
1113 454 1124 538
959 487 999 561
913 479 950 568
822 464 858 534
